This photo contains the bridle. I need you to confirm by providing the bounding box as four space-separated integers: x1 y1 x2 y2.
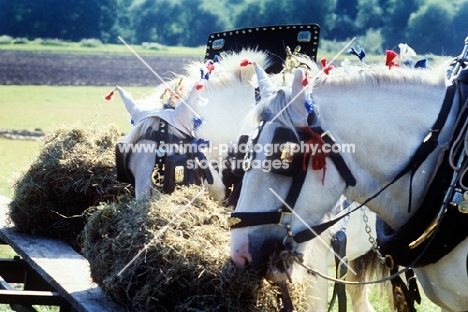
228 108 356 244
116 118 213 194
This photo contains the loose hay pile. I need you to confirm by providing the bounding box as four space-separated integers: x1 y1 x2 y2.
9 125 133 249
81 186 309 311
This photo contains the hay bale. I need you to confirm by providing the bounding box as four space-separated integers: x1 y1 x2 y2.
81 185 309 311
9 125 133 249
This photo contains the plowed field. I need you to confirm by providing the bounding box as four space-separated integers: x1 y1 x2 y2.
0 51 197 86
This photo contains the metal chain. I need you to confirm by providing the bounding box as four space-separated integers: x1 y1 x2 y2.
361 206 386 264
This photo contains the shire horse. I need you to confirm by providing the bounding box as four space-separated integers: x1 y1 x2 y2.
114 50 265 201
114 50 386 311
229 56 468 311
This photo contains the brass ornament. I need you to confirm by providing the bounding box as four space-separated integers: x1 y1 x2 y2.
458 200 468 214
152 166 164 187
174 166 185 184
280 142 298 163
227 217 242 227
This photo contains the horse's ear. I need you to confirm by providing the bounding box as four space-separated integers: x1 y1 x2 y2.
175 82 203 115
254 62 275 99
290 69 309 127
170 82 204 133
116 86 138 117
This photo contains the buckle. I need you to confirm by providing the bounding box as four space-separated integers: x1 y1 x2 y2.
278 212 293 227
320 130 336 142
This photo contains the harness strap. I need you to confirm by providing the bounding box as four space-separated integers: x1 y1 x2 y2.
393 84 456 212
328 230 347 312
389 267 420 312
230 126 356 229
294 83 458 244
277 282 296 312
313 127 356 187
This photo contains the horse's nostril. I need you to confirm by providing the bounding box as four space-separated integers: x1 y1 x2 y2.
231 253 251 268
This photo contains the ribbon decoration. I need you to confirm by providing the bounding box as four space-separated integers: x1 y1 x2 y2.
302 127 328 184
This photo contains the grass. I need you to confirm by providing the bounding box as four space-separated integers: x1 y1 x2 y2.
0 85 150 198
325 269 441 312
0 39 205 57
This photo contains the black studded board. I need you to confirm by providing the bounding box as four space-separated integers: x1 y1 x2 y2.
205 24 320 74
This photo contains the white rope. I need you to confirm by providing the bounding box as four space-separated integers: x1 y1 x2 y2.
292 256 406 286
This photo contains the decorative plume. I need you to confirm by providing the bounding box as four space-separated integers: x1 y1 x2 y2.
205 60 215 73
304 99 314 113
302 72 309 87
104 88 116 101
193 116 204 129
195 81 205 90
239 59 252 67
398 43 416 60
341 58 351 74
348 46 366 61
398 43 428 69
320 58 335 75
414 58 428 69
302 127 328 184
385 50 399 69
199 59 217 80
200 68 210 80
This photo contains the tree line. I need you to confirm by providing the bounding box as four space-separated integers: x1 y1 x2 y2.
1 0 467 55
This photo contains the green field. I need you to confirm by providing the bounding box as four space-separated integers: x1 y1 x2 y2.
0 39 206 57
0 85 150 198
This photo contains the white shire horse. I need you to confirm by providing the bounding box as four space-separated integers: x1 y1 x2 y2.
230 58 468 311
114 50 387 310
114 50 266 200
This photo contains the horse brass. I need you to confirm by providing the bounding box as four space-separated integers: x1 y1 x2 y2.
458 200 468 214
152 166 164 187
463 191 468 201
280 142 298 163
174 166 185 184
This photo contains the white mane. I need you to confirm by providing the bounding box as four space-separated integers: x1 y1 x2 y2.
122 49 270 145
250 60 451 131
314 63 449 89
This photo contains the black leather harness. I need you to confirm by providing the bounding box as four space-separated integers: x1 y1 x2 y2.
229 64 468 312
376 66 468 268
115 120 213 194
229 109 356 240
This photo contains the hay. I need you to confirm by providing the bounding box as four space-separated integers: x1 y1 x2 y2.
8 125 133 249
81 185 309 311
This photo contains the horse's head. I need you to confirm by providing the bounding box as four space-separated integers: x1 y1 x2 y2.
115 83 214 199
229 63 351 281
230 58 456 284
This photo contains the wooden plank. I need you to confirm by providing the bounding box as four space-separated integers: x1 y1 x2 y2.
0 196 125 312
0 289 66 305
